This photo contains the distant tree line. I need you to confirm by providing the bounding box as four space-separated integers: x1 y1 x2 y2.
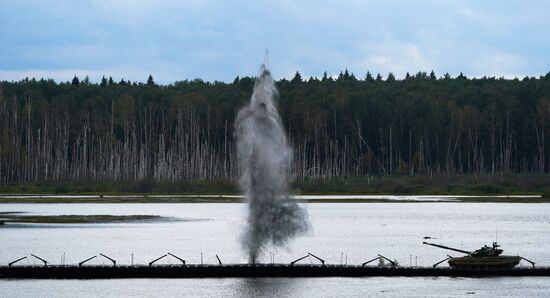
1 70 550 184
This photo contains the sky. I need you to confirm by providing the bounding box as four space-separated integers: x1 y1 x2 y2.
1 0 549 84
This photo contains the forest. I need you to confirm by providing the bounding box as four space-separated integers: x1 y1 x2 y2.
1 70 550 192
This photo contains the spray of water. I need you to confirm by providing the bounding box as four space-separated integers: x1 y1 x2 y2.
235 64 309 263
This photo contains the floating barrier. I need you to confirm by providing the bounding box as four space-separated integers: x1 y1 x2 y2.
2 264 550 279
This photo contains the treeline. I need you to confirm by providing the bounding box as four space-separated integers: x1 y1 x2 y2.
1 70 550 184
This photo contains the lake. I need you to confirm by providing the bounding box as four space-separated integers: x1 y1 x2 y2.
1 201 550 297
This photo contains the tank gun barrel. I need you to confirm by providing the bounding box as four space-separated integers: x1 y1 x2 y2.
423 242 471 255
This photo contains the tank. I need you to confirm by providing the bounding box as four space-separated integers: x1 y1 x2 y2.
423 241 522 269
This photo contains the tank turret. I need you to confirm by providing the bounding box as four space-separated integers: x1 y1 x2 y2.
469 242 503 257
423 241 503 257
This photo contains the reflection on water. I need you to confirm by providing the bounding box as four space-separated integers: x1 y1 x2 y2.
2 277 550 298
234 278 299 297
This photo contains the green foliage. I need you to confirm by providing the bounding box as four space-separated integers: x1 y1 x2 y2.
291 71 302 83
71 75 80 86
0 174 550 195
1 70 550 187
291 173 550 195
147 74 155 86
365 71 374 82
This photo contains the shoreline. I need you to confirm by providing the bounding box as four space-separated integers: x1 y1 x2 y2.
0 194 548 204
2 173 550 198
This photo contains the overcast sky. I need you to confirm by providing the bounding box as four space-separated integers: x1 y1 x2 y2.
1 0 549 84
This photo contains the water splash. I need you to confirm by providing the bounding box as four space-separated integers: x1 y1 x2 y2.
235 64 309 263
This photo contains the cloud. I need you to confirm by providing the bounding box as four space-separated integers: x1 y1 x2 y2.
357 40 434 78
455 7 478 19
472 52 528 78
0 1 549 83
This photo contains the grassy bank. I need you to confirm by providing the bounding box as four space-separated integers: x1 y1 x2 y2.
0 213 168 224
0 179 238 195
0 195 244 204
1 195 550 204
294 173 550 196
1 173 549 197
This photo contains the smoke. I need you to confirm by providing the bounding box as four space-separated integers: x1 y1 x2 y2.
235 64 309 263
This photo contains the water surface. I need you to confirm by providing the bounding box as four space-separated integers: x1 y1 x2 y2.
1 202 549 296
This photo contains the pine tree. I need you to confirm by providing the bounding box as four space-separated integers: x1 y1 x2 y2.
71 75 80 86
415 71 428 79
291 71 302 83
108 76 114 85
429 70 437 80
147 74 155 86
343 69 351 80
365 71 374 82
100 76 107 87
